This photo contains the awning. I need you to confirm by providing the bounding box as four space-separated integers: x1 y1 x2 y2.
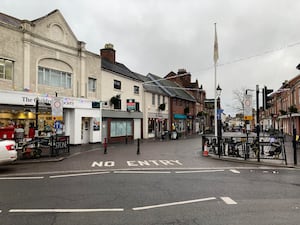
174 114 187 119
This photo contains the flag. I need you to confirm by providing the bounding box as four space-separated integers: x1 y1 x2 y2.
213 23 219 64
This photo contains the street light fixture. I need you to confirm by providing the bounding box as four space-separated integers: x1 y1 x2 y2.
214 84 222 137
216 84 222 97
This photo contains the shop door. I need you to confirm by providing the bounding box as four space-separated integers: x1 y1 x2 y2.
81 117 90 144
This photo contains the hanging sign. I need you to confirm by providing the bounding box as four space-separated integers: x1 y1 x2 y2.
51 97 63 121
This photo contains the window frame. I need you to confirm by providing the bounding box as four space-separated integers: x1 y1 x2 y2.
38 66 72 88
88 77 97 92
134 85 139 94
114 79 121 90
0 58 13 80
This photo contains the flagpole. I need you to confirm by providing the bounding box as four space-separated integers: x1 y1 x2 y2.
214 23 218 137
214 59 217 137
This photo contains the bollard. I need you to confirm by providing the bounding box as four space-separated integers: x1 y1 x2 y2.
104 138 107 154
137 138 140 155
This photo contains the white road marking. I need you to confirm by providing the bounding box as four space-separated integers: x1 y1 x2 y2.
114 171 171 174
49 171 110 179
132 197 217 211
175 169 224 174
0 210 2 213
230 169 241 174
9 208 124 213
0 176 44 180
220 197 237 205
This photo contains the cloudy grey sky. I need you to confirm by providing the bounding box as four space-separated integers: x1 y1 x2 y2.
2 0 300 115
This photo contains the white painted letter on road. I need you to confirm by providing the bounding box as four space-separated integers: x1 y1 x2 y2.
91 161 115 167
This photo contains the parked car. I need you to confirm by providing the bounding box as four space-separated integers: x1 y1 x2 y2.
0 139 17 165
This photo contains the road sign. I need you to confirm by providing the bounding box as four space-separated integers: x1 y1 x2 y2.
244 94 253 120
244 115 253 121
51 97 63 120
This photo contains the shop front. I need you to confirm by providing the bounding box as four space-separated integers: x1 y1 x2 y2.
147 112 169 139
0 90 102 145
102 109 143 143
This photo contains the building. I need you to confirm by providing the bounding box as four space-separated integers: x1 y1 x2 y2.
0 10 102 144
148 73 196 137
100 44 143 143
265 75 300 135
165 69 206 133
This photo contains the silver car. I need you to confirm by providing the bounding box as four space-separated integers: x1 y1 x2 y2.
0 139 17 165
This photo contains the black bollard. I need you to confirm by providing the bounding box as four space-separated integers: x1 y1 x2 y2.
137 138 140 155
104 138 107 154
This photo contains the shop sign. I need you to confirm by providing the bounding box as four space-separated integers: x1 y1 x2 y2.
127 99 135 112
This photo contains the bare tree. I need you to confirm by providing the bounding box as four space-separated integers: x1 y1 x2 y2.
230 87 246 115
229 87 256 117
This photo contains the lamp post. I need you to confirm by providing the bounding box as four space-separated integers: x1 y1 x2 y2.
216 85 222 157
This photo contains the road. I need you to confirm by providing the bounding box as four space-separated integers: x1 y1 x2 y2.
0 137 299 225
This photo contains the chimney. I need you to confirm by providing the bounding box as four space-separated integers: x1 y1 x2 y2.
177 69 191 87
100 43 115 64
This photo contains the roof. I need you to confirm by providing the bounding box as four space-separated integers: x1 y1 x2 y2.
140 75 167 95
147 73 195 102
0 12 22 27
101 59 144 82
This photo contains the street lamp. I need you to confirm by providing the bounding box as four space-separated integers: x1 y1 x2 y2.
215 85 222 157
214 84 222 136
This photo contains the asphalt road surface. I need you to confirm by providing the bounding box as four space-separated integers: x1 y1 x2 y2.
0 137 299 225
0 168 299 225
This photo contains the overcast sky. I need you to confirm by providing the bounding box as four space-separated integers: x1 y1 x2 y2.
2 0 300 116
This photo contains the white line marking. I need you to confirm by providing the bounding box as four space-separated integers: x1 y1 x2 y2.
230 169 240 174
220 197 237 205
0 210 2 213
0 176 44 180
49 171 110 179
9 208 124 213
114 171 171 174
132 197 216 211
175 169 224 174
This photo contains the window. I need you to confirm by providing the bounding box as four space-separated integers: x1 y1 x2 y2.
110 120 132 137
38 66 71 88
152 93 155 105
134 85 139 94
157 95 161 105
135 102 140 112
0 58 13 80
114 80 121 89
88 78 96 92
163 96 165 104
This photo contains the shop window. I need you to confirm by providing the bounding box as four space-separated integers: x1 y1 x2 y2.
88 77 96 92
0 58 13 80
148 118 155 133
38 66 72 88
110 120 132 137
114 80 121 90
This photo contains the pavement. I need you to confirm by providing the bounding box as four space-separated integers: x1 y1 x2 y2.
13 133 300 169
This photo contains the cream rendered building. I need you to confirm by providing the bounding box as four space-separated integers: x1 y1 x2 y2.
0 10 102 144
